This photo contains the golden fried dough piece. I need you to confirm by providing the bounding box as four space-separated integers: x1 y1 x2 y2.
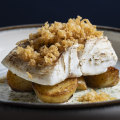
85 67 119 88
32 78 78 103
7 71 33 92
77 77 87 90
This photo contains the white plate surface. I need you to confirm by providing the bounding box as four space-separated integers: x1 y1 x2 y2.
0 25 120 107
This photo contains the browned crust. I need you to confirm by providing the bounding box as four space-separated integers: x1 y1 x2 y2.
77 76 87 90
85 67 119 88
32 78 78 103
32 78 78 97
7 71 33 92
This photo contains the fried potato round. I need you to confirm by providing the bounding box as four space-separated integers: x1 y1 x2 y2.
7 71 33 92
85 67 119 88
77 77 87 90
32 78 78 103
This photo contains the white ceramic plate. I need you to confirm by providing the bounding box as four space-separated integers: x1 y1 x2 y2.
0 25 120 108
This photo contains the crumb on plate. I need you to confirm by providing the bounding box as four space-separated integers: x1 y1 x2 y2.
26 72 32 79
78 89 116 103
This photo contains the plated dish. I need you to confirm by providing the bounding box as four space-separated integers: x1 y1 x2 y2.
0 16 120 106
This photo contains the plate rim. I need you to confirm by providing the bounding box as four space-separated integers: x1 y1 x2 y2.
0 24 120 32
0 24 120 108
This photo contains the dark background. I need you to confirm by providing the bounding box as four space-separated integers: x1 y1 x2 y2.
0 0 120 28
0 1 120 120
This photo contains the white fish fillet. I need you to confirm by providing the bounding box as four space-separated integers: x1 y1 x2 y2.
80 36 118 75
2 36 118 85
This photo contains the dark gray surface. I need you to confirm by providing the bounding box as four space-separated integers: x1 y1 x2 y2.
0 103 120 120
0 0 120 28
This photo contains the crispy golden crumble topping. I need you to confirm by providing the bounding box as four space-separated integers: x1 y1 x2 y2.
26 72 32 79
78 90 116 103
16 16 103 66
